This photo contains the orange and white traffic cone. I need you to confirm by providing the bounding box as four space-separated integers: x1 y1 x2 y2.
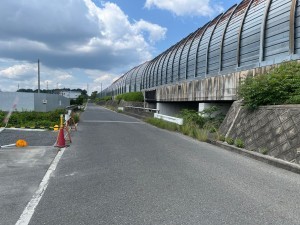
55 127 66 148
55 114 66 148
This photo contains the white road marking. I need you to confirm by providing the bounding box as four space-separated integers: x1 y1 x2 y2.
15 147 66 225
82 120 144 124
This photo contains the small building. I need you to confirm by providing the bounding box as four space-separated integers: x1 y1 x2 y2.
0 92 70 112
59 90 81 100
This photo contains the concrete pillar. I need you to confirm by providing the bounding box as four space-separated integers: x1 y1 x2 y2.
198 102 232 117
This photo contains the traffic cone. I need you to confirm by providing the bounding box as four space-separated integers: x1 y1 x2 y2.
55 127 66 148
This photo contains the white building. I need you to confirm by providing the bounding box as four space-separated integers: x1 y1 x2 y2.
0 92 70 112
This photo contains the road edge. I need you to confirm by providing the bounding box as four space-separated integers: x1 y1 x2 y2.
15 147 66 225
210 140 300 175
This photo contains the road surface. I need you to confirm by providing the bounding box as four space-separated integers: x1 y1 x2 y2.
27 103 300 225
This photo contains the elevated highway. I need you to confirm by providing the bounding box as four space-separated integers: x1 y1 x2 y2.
100 0 300 116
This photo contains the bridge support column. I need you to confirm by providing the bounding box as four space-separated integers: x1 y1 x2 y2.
157 102 199 117
198 102 232 117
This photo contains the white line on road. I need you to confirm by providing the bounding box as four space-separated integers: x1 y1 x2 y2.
15 147 66 225
82 120 144 124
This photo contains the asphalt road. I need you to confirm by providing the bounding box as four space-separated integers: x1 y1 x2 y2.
28 103 300 225
0 147 57 225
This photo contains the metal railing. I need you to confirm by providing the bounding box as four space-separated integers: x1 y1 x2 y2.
124 106 160 113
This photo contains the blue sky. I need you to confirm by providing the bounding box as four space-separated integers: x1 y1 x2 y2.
0 0 240 94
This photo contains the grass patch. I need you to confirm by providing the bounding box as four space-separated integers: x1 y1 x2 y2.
0 109 66 128
145 118 180 132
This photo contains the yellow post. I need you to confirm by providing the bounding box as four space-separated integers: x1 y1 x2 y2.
60 114 64 129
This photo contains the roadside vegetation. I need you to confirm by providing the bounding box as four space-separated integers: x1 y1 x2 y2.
238 61 300 109
92 92 143 105
115 92 144 102
0 109 74 128
145 106 225 143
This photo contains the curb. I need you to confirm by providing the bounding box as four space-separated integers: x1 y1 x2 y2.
210 140 300 175
0 126 53 130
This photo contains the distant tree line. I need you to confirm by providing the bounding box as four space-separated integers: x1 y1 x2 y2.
17 88 87 96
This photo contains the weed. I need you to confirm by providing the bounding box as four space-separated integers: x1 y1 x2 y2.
194 129 208 142
259 147 269 155
217 134 226 142
234 138 245 148
226 137 234 145
145 118 179 132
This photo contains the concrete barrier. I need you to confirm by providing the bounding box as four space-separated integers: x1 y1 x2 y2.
154 113 183 125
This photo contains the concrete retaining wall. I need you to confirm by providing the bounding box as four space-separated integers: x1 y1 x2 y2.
219 102 300 164
155 63 287 102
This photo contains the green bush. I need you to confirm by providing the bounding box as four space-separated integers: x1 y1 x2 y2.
217 134 225 142
259 147 269 155
73 113 80 123
116 92 144 102
234 138 245 148
238 61 300 109
179 109 205 128
226 137 234 145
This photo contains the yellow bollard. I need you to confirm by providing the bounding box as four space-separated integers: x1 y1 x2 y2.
60 114 64 128
53 125 59 131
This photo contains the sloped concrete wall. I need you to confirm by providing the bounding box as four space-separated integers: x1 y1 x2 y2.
220 102 300 164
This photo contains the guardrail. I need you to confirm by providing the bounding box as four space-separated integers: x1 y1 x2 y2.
124 106 160 113
154 113 183 125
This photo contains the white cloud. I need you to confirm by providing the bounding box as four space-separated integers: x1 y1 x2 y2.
0 0 167 92
133 20 167 44
144 0 224 17
0 63 35 79
0 0 164 69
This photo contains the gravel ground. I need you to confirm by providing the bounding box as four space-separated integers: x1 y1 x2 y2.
0 129 58 146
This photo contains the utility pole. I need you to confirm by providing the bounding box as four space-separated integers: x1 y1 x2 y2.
38 59 40 94
101 83 102 97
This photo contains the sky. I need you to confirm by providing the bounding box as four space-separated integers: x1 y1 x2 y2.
0 0 241 95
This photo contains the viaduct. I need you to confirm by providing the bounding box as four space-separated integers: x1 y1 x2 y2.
100 0 300 116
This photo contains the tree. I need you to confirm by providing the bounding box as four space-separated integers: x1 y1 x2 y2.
90 91 98 100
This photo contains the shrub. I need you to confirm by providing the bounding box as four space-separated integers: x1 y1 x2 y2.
115 92 144 102
259 147 269 155
73 113 80 123
234 138 244 148
226 137 234 145
1 109 66 128
238 61 300 109
179 109 205 128
217 133 225 142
